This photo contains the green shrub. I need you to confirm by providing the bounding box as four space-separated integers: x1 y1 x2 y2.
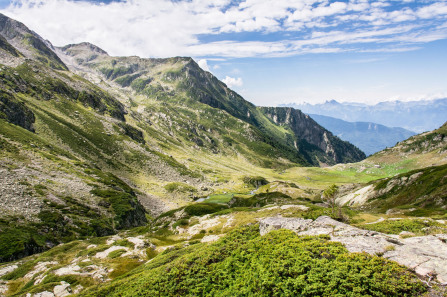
80 225 426 297
114 239 135 249
37 210 64 227
0 225 46 264
230 191 291 207
90 189 146 229
108 249 127 259
172 219 189 228
242 175 268 188
164 182 197 193
34 184 47 196
117 122 145 144
184 203 228 216
358 219 447 235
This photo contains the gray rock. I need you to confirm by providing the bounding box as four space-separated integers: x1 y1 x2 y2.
53 281 72 297
0 264 18 278
259 216 447 284
385 235 447 284
399 231 415 237
0 280 8 296
30 292 55 297
259 217 312 236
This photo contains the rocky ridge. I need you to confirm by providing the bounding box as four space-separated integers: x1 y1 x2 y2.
260 106 366 165
0 13 67 70
56 42 366 166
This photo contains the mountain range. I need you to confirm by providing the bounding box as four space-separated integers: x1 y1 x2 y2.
308 114 416 156
282 99 447 133
0 12 364 262
1 12 446 297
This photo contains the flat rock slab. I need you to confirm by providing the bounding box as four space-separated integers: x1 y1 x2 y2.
0 264 18 278
26 292 54 297
260 216 447 284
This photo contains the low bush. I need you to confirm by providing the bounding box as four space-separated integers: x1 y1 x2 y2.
358 219 447 235
108 249 127 259
80 225 426 297
114 239 135 249
229 191 291 207
184 203 228 216
242 175 268 188
164 182 197 193
90 189 146 229
172 218 189 228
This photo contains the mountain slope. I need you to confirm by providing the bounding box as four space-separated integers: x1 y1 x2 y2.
337 122 447 215
337 162 447 217
0 14 365 262
0 61 152 262
282 99 447 133
0 13 67 70
260 107 366 165
368 121 447 168
57 42 365 167
308 114 416 156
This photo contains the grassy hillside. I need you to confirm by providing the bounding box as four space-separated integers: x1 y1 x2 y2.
0 117 150 262
367 121 447 169
366 163 447 216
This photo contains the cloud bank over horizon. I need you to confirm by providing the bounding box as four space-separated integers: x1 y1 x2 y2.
1 0 447 59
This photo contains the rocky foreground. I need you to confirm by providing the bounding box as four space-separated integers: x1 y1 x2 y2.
260 216 447 285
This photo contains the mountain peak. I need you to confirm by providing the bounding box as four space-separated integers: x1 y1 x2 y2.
0 13 67 70
326 99 340 105
0 13 30 39
60 42 109 57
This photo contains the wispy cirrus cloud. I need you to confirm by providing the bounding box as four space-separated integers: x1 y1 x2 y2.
1 0 447 58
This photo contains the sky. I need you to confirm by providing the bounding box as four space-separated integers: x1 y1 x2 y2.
1 0 447 106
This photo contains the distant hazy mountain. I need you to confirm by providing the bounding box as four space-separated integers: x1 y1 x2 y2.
308 114 416 156
281 99 447 133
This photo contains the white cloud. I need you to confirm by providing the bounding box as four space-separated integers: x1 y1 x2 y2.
417 2 447 19
222 76 243 88
0 0 446 58
197 59 210 72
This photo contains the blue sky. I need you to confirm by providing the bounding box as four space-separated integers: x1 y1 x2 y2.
1 0 447 106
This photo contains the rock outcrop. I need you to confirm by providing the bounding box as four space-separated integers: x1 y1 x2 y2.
0 91 35 132
337 162 447 213
260 106 366 165
260 216 447 284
